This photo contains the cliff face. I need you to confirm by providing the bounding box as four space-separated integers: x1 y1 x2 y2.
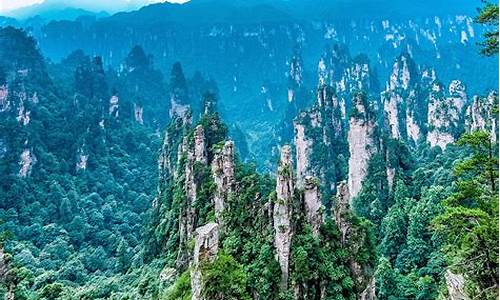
303 176 322 236
426 80 467 149
294 122 313 188
348 93 376 201
211 141 235 224
381 54 420 142
177 125 208 267
191 223 219 300
274 145 294 287
465 91 498 142
334 181 375 298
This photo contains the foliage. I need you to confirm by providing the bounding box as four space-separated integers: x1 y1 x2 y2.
475 0 499 56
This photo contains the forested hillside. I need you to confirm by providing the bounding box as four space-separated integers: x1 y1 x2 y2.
0 0 498 299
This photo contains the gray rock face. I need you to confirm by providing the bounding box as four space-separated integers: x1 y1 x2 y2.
333 181 350 244
134 103 144 124
178 126 208 268
0 84 9 112
426 80 467 149
303 176 322 236
359 277 376 300
348 94 376 201
465 92 498 142
211 141 235 224
333 181 374 298
294 123 312 188
18 148 36 178
194 125 207 164
191 223 219 300
274 145 294 288
109 95 119 118
444 270 469 300
381 54 421 143
75 147 89 171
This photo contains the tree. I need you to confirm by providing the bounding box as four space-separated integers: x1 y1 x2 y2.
476 0 499 56
433 131 499 299
202 252 251 300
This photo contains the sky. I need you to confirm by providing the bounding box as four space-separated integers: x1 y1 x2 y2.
0 0 189 14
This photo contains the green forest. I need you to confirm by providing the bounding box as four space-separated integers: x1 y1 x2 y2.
0 0 498 299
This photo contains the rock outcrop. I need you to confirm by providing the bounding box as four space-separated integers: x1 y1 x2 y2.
109 95 119 118
348 93 376 201
294 123 312 187
333 181 351 244
0 84 9 112
274 145 294 288
303 176 322 235
177 125 208 267
333 181 375 299
426 80 466 149
18 148 36 178
134 103 144 124
76 147 89 171
191 223 219 300
444 270 469 300
381 54 421 143
465 92 498 142
211 141 235 224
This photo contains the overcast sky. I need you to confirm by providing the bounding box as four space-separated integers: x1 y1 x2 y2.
0 0 189 14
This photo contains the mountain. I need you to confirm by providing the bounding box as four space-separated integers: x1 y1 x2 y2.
24 0 497 171
0 1 498 299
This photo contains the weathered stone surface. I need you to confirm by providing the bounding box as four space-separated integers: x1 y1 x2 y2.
359 277 376 300
177 127 207 268
427 80 467 149
194 125 207 164
76 147 88 171
465 92 498 142
444 270 469 300
303 176 322 236
333 181 350 244
109 95 119 118
19 148 36 178
294 123 312 187
274 145 294 288
348 94 375 201
211 141 235 224
134 103 144 124
191 223 219 300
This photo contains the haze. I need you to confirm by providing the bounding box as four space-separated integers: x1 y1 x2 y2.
0 0 189 14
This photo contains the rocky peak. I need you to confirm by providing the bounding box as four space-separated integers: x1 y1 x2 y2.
19 147 36 178
211 140 235 224
169 62 190 119
109 95 119 118
318 44 351 88
382 54 420 142
287 50 303 103
134 103 144 124
194 125 207 164
294 122 313 188
177 125 208 268
76 147 89 171
333 181 351 244
348 93 376 201
426 79 465 149
0 84 9 112
303 176 322 236
465 92 498 142
274 145 294 288
388 54 415 91
191 222 219 300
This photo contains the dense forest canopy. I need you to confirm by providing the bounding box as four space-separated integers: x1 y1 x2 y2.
0 0 498 299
